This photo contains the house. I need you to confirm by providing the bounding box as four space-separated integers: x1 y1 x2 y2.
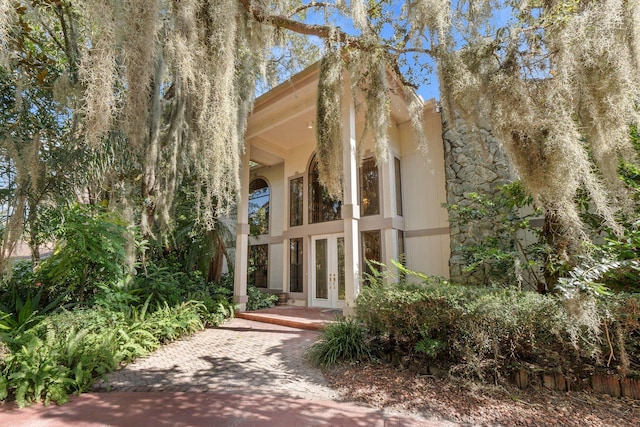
232 63 450 314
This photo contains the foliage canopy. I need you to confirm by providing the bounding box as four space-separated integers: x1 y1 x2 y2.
0 0 638 262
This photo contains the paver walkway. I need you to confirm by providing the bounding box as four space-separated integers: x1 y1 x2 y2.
92 318 338 399
2 317 459 426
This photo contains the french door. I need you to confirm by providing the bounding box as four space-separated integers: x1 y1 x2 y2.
310 234 345 309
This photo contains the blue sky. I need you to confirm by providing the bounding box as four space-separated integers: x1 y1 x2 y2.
299 1 514 101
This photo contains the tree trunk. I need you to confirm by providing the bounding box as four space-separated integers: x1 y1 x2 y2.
208 237 226 283
541 209 569 293
27 197 41 268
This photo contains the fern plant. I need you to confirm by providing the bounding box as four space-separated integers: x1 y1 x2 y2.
3 334 73 407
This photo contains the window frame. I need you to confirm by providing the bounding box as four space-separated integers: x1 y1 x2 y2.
359 157 380 217
361 230 382 286
394 157 403 217
289 238 304 293
308 155 342 224
289 176 304 227
248 178 270 235
248 244 269 288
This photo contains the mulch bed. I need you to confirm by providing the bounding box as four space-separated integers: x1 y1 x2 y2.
324 363 640 426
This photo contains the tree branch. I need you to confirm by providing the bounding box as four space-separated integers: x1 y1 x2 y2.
239 0 366 49
287 1 336 18
238 0 422 89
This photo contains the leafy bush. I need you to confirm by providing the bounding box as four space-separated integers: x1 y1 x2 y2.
307 319 372 367
355 279 640 382
246 286 278 311
37 204 130 303
133 261 184 307
446 181 548 289
0 260 39 308
1 333 73 407
131 260 235 325
0 285 68 335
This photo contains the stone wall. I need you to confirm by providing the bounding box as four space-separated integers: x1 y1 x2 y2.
441 110 514 285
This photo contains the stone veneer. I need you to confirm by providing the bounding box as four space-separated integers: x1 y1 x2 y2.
441 110 514 285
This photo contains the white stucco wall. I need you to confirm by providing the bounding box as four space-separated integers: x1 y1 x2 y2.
397 107 450 278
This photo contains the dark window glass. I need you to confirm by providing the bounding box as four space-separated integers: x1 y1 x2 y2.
289 238 303 293
249 178 269 235
249 244 268 288
361 230 381 286
289 177 303 227
394 157 403 216
359 158 380 216
315 238 328 299
308 155 341 224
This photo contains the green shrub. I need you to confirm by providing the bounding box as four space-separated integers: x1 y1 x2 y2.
1 333 73 407
246 286 278 311
307 319 372 367
445 181 548 289
0 299 211 407
0 260 39 309
133 261 184 307
0 286 67 335
133 259 234 320
37 204 130 303
145 301 205 343
355 280 640 382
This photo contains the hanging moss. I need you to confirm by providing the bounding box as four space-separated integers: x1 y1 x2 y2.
316 47 344 200
0 0 15 68
351 49 391 164
438 0 640 247
2 0 637 256
77 0 120 149
71 0 278 232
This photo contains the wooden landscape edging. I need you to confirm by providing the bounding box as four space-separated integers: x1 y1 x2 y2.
515 369 640 399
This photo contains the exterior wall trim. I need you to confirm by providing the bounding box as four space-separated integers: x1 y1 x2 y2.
249 235 284 245
405 227 450 238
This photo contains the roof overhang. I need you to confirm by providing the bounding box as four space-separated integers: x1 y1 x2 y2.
245 62 430 167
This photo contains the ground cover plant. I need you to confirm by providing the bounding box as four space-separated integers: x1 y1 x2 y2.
306 318 372 367
0 205 236 407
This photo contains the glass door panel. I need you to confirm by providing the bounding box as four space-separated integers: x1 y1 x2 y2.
315 239 328 300
337 237 345 301
311 234 345 309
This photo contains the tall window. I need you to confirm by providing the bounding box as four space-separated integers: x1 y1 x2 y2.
249 244 268 288
289 238 303 293
249 178 269 235
309 155 341 224
361 230 381 286
394 157 403 216
359 157 380 216
289 177 303 227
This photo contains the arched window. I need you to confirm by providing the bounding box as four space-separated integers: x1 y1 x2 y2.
249 178 269 235
308 155 342 224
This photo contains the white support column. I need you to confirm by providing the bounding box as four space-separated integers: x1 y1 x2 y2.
233 145 250 311
341 78 360 316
